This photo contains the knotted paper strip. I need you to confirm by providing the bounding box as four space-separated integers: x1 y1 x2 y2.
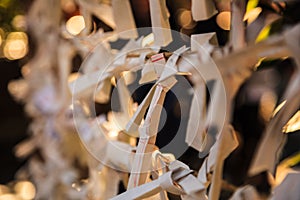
113 160 205 200
139 53 166 84
127 46 188 134
127 78 176 189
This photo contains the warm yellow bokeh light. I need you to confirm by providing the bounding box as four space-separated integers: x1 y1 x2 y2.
0 185 10 195
216 11 231 30
4 39 27 60
0 28 4 46
66 15 86 35
6 32 27 40
3 32 28 60
178 10 194 29
14 181 35 200
12 15 26 30
0 194 20 200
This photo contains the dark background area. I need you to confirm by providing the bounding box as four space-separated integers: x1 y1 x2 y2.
0 59 29 183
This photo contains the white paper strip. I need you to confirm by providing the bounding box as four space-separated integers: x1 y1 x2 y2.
158 46 189 82
76 0 116 29
112 0 138 39
149 0 173 46
191 0 217 21
127 81 174 188
140 53 166 84
113 160 205 199
208 125 239 200
185 82 206 151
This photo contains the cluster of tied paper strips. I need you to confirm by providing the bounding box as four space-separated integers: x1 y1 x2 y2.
6 0 300 199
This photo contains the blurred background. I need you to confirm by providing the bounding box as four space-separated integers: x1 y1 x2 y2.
1 1 300 198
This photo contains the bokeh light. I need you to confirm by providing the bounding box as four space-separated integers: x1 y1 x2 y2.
66 15 85 35
0 28 4 47
216 11 231 30
12 15 26 30
14 181 36 200
3 32 28 60
0 185 10 195
0 194 20 200
177 9 196 29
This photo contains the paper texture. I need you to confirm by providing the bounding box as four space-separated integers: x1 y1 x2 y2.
76 0 116 29
127 79 176 189
191 0 217 21
140 53 166 84
185 82 206 151
112 0 138 39
113 160 206 200
149 0 173 46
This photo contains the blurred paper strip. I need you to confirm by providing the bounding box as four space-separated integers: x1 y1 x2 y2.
149 0 172 46
230 0 247 50
77 0 116 29
246 11 281 44
230 185 261 200
272 172 300 200
185 82 206 151
283 111 300 133
249 24 300 176
191 0 217 21
112 0 138 39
